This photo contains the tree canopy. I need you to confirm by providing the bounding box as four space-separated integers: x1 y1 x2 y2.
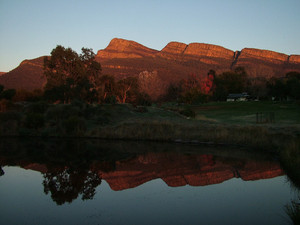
43 45 101 103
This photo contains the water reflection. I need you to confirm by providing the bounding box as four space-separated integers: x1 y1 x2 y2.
0 138 284 205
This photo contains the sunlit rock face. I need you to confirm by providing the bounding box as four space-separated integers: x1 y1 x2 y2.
238 48 288 64
1 38 300 96
289 55 300 64
97 38 158 59
183 43 235 60
159 41 188 58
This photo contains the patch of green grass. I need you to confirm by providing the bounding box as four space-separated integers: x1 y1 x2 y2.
190 101 300 125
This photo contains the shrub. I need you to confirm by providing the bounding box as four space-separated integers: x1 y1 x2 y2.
136 93 152 106
25 113 45 129
0 111 22 135
179 107 196 118
0 89 16 100
134 106 148 113
104 95 117 104
45 105 81 123
0 99 15 112
62 116 86 136
25 101 49 114
71 99 86 110
0 111 22 123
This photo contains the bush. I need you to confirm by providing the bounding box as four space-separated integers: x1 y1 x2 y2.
104 95 117 104
0 111 22 135
0 89 16 100
62 116 86 136
25 101 49 114
0 99 15 112
136 93 152 106
45 105 81 122
0 111 22 123
134 106 148 113
71 99 86 110
25 113 45 129
179 107 196 118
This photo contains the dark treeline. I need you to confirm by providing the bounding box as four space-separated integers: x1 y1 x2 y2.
163 68 300 104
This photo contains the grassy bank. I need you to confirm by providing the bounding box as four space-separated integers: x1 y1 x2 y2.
0 101 300 152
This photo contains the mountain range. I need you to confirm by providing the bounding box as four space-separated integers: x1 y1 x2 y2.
1 38 300 97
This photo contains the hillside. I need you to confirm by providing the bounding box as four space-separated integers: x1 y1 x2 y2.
0 56 46 90
1 38 300 97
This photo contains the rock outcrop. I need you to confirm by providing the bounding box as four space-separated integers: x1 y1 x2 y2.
158 42 188 59
289 55 300 64
97 38 158 59
183 43 235 60
238 48 288 63
1 38 300 96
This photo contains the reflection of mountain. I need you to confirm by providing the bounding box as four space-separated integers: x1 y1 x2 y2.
100 152 282 191
0 139 283 204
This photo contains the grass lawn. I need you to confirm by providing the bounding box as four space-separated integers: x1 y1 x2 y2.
164 101 300 125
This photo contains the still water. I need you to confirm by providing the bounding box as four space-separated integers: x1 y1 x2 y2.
0 138 298 225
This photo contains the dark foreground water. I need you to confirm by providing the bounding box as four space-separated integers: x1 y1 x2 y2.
0 138 298 225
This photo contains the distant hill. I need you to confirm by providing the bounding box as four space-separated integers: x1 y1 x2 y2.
1 38 300 98
0 56 46 90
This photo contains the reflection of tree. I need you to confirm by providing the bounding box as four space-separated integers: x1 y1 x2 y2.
0 166 4 176
43 167 101 205
285 195 300 225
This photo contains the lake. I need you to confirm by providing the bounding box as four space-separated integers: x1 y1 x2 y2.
0 138 298 225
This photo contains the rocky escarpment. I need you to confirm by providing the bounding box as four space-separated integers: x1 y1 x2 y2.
183 43 234 60
238 48 288 64
97 38 158 59
289 55 300 64
158 42 188 59
1 38 300 94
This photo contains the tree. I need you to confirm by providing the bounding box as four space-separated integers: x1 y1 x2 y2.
116 77 139 103
0 89 16 100
267 77 288 101
247 77 268 100
214 68 248 101
286 72 300 100
43 45 101 103
98 75 116 103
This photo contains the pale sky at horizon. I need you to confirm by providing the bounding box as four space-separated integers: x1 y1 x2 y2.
1 0 300 72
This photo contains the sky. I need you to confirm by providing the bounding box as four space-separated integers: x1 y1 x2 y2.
1 0 300 72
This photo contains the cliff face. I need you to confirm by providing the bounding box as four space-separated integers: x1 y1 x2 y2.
97 38 158 59
183 43 234 60
289 55 300 64
158 42 188 59
1 38 300 95
239 48 288 63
